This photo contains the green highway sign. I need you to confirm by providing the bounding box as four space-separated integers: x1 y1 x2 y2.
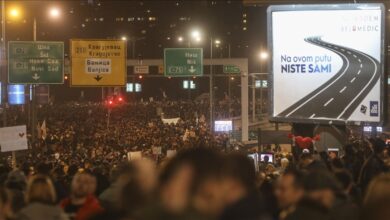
223 65 240 74
8 41 64 84
164 48 203 77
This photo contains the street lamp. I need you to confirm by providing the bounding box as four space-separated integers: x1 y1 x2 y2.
9 8 20 18
252 50 269 121
259 51 268 60
191 29 200 39
121 36 127 41
49 7 60 18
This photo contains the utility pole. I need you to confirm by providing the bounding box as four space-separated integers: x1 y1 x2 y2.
1 0 7 127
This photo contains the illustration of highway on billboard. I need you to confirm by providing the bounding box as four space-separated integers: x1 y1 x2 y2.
268 4 385 124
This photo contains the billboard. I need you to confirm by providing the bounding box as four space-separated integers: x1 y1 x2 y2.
70 40 126 86
268 4 385 124
8 85 25 105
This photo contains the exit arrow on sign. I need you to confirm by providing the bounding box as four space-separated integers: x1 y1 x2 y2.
32 73 40 80
94 75 103 82
189 66 196 73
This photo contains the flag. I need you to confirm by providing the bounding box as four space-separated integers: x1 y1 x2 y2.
41 120 47 140
37 122 42 139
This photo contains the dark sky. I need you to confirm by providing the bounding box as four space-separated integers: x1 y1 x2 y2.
2 0 389 101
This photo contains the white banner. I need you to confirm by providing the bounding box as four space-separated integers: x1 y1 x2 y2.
269 4 384 124
127 151 142 161
0 125 28 152
162 117 180 125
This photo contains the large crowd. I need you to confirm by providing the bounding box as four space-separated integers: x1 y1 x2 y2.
0 100 389 220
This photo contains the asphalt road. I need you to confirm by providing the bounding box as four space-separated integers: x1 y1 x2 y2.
277 36 380 121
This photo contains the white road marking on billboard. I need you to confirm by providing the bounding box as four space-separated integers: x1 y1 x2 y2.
324 98 334 107
339 86 347 93
285 45 350 117
337 51 378 119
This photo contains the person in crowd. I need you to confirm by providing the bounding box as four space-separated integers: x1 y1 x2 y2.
360 173 390 220
5 170 27 215
359 138 388 191
99 163 135 210
299 152 327 172
284 171 340 220
60 172 103 220
0 187 12 220
16 175 68 220
218 153 270 220
275 170 305 220
363 173 390 205
141 147 223 220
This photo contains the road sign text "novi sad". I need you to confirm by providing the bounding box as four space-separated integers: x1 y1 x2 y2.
8 41 64 84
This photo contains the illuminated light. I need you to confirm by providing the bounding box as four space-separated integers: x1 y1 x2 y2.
195 37 201 42
138 75 143 79
191 30 200 39
177 36 183 42
193 76 196 79
259 51 268 60
121 36 127 41
49 7 60 18
118 97 123 102
64 75 68 80
230 77 235 80
215 39 221 45
109 100 113 105
243 19 247 23
243 27 247 31
168 77 172 79
9 8 20 18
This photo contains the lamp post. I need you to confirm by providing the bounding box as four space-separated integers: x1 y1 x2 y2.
210 36 214 132
259 50 268 118
1 0 6 127
30 6 62 143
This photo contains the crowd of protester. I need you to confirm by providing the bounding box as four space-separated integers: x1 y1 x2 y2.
0 100 390 220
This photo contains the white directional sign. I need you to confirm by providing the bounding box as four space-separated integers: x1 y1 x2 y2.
134 65 149 74
268 4 385 124
0 125 28 152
